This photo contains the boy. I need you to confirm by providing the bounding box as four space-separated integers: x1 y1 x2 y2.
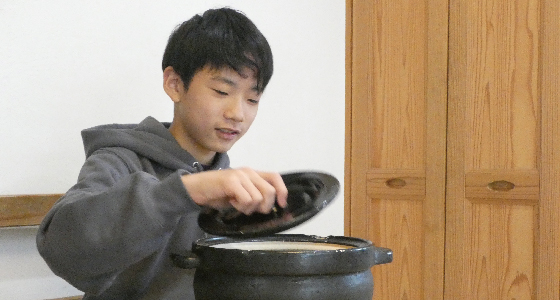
37 7 287 300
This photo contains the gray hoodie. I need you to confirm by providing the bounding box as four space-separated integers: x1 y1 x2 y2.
36 116 230 299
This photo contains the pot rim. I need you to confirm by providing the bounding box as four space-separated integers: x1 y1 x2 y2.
194 234 373 252
184 234 384 276
172 234 393 274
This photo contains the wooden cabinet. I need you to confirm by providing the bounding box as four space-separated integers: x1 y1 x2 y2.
345 0 560 299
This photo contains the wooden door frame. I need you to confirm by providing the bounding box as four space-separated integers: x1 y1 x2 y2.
537 0 560 297
344 0 353 236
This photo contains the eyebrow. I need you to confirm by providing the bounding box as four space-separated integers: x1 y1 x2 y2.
211 75 259 92
211 75 236 86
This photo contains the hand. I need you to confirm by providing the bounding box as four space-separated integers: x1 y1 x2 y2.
181 167 288 215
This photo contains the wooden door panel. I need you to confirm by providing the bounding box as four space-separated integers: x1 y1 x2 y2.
464 204 535 298
446 0 542 298
348 0 448 299
463 0 539 171
366 0 426 171
367 198 424 300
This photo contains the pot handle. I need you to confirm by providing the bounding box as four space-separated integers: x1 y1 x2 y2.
373 247 393 265
170 251 200 269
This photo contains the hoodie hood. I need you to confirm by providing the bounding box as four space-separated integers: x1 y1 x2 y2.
81 116 230 172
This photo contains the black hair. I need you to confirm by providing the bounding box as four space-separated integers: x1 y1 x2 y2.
162 8 273 93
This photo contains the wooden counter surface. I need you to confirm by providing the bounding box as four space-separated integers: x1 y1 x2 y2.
0 194 62 227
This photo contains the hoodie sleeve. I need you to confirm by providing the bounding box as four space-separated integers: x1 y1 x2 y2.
36 147 200 295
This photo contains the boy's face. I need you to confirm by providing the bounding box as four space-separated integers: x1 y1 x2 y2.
166 65 262 164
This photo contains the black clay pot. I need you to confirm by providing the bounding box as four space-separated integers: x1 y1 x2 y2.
171 234 393 300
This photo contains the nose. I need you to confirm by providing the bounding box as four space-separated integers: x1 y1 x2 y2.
223 97 244 122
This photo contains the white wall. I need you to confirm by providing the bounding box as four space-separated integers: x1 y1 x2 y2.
0 1 345 299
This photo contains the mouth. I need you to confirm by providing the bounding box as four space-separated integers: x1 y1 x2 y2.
216 128 241 140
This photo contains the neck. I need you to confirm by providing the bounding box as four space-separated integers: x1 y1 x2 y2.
168 122 216 165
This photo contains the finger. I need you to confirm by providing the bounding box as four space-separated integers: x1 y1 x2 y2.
225 169 267 215
241 169 277 214
224 177 258 215
257 172 288 209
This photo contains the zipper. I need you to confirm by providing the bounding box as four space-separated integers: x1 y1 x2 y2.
192 162 204 172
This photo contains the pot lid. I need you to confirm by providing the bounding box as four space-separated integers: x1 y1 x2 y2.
198 171 339 237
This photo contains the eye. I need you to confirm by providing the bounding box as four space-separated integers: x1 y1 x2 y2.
213 89 228 96
248 99 259 105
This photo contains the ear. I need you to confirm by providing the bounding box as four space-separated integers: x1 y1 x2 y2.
163 66 184 103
